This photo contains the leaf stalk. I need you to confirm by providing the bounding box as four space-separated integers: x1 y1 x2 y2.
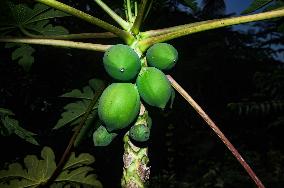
138 8 284 51
0 38 112 52
167 75 265 188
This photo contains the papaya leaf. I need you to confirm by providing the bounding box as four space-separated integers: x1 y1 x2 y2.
62 79 104 100
241 0 273 14
0 147 56 187
5 43 35 71
24 4 70 24
55 166 102 187
0 147 102 188
0 108 38 145
63 153 95 171
53 100 92 130
0 108 14 116
54 79 104 129
0 2 69 71
0 2 69 34
61 87 94 100
25 20 69 36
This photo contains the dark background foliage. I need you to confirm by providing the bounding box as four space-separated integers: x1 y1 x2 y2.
0 0 284 187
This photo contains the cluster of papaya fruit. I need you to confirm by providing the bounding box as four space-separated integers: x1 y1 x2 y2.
93 43 178 146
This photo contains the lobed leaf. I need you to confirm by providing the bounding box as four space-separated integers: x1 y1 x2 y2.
0 108 38 145
53 100 91 130
56 166 102 187
7 44 35 71
25 20 69 36
0 147 55 187
63 152 95 171
0 147 102 187
54 79 104 129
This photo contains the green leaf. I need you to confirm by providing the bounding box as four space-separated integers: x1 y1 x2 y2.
7 44 35 71
61 87 94 100
53 100 91 130
56 166 102 187
63 153 95 171
3 116 39 145
0 147 56 187
183 0 198 12
0 108 14 116
0 147 102 188
0 2 69 32
62 79 105 100
0 108 38 145
241 0 273 14
0 2 69 71
25 20 69 36
24 4 70 25
54 79 104 129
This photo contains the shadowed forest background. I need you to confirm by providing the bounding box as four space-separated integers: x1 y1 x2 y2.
0 0 284 187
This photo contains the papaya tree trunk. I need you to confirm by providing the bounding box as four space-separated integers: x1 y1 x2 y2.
121 106 151 188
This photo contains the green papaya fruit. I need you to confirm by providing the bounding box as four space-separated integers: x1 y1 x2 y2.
98 83 141 131
136 67 172 109
103 44 141 81
129 124 150 142
93 125 117 146
146 43 178 70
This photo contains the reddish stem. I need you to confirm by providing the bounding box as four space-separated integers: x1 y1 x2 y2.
167 75 265 188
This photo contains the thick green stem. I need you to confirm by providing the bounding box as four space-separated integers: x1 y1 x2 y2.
94 0 130 30
35 0 134 44
121 105 150 188
138 8 284 52
0 38 111 52
131 0 149 35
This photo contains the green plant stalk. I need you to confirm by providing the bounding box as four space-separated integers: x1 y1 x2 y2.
94 0 130 30
138 8 284 52
134 1 138 17
167 75 265 188
131 0 149 35
121 105 150 188
20 27 117 39
35 0 134 44
126 0 133 22
0 38 112 52
40 83 105 187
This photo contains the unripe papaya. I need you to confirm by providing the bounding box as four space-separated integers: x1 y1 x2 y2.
136 67 172 109
93 125 117 146
98 83 140 131
146 43 178 70
129 124 150 142
103 44 141 81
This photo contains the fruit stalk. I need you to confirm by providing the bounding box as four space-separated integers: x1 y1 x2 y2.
121 105 150 188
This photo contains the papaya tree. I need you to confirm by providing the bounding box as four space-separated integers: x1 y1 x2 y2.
0 0 284 187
